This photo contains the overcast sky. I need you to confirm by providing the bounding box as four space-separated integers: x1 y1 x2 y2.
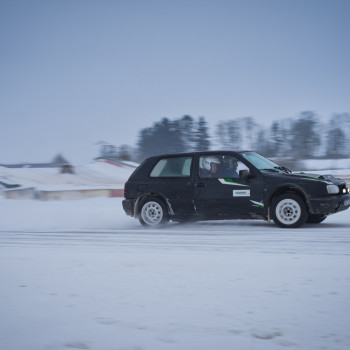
1 0 350 164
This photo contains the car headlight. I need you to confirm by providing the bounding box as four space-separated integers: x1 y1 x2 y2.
327 184 339 194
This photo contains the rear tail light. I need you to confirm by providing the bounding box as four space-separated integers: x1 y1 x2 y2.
124 181 129 197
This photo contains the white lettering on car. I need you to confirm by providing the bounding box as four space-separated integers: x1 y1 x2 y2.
233 190 250 197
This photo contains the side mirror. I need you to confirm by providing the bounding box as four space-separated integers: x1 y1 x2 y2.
239 169 251 178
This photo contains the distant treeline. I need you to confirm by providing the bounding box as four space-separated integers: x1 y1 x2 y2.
117 111 350 162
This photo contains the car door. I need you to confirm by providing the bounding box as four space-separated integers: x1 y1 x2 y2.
194 154 265 219
148 155 196 216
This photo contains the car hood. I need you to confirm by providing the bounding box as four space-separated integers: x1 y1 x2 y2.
265 171 346 186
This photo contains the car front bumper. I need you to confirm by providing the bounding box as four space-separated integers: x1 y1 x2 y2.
309 193 350 215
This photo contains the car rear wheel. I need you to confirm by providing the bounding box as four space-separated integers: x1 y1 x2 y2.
271 194 308 228
139 197 169 226
306 214 327 224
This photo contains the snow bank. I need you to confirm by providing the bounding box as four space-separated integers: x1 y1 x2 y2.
0 162 134 190
0 162 135 199
299 158 350 171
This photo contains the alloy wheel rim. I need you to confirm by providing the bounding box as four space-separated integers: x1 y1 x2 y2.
276 199 301 225
141 201 163 225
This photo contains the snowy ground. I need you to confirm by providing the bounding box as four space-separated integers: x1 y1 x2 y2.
1 197 350 350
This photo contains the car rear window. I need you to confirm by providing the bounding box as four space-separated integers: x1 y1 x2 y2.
150 156 192 177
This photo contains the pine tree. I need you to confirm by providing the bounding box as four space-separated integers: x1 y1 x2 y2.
290 111 320 158
194 117 210 151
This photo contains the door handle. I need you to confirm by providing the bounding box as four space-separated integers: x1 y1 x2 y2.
197 182 206 188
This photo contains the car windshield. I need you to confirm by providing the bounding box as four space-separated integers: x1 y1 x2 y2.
240 152 291 174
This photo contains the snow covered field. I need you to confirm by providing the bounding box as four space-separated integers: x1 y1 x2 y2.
0 162 134 191
1 197 350 350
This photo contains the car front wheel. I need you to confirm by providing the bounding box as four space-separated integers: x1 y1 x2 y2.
139 197 169 226
271 194 308 228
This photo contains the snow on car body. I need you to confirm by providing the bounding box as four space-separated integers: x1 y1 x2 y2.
122 151 350 228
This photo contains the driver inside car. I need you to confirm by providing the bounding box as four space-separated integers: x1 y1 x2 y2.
221 156 239 178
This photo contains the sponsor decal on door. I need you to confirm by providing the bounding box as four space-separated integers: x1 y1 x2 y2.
233 190 250 197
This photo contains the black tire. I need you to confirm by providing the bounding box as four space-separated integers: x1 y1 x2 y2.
271 193 308 228
138 197 169 227
306 214 327 224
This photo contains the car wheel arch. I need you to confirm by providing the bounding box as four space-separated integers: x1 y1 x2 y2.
267 186 311 214
135 193 172 217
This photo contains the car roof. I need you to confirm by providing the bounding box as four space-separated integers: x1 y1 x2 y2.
146 150 254 159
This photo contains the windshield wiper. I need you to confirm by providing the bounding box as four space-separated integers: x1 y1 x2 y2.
260 168 279 173
274 166 292 174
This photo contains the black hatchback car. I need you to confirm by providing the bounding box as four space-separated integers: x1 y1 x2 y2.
122 151 350 228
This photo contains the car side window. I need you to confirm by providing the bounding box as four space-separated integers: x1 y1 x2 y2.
150 156 193 178
199 155 249 178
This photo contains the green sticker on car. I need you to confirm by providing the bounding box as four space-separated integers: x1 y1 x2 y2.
219 178 249 187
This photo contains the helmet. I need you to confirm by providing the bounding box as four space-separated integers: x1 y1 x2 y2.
223 156 237 168
202 156 220 171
